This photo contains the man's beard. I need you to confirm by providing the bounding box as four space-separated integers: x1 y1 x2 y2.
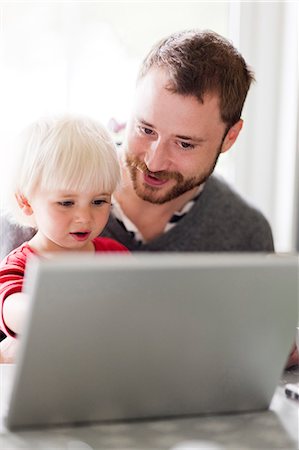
125 151 221 205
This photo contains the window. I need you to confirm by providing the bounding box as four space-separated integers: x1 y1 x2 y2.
1 2 297 251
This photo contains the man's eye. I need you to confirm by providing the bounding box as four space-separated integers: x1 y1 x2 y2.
179 141 195 149
58 201 74 207
140 126 154 136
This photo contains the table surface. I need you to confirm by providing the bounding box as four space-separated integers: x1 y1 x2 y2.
0 364 298 450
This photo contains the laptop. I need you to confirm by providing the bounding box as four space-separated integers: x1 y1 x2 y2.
2 253 298 430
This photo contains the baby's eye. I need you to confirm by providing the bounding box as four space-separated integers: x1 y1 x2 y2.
58 201 74 207
92 199 107 206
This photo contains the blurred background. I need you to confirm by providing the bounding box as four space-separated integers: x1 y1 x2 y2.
0 1 298 252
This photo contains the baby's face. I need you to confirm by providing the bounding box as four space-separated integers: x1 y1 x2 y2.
27 188 112 253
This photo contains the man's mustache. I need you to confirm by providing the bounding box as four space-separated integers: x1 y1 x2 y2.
127 158 184 183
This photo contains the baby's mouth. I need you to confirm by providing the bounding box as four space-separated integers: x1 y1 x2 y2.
70 231 91 241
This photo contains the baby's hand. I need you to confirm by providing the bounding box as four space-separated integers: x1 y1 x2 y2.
0 336 19 364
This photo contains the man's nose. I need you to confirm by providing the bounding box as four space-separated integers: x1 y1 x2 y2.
144 139 170 173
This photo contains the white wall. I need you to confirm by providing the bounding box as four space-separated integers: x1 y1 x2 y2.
226 1 298 252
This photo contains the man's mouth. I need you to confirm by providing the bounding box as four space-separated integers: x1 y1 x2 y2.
126 155 184 189
70 231 91 241
134 164 172 186
143 172 169 186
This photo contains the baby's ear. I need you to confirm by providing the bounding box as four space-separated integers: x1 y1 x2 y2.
15 192 33 216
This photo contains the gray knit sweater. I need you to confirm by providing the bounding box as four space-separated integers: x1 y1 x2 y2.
102 176 274 252
0 176 274 258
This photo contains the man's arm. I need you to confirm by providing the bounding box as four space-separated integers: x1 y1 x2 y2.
0 213 36 259
286 344 299 369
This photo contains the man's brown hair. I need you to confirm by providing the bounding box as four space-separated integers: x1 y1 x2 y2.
138 30 255 127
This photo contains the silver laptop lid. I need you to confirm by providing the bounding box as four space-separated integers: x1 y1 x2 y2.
5 253 298 429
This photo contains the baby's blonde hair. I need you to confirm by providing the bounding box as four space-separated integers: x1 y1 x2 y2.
9 115 121 227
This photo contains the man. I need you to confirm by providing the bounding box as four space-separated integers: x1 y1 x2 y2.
0 30 273 259
104 30 274 252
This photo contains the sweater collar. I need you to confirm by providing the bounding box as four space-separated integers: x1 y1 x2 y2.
111 184 205 243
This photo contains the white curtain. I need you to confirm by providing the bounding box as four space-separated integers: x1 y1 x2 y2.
0 2 229 210
228 1 298 252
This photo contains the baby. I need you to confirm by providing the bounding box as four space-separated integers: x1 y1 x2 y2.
0 115 128 340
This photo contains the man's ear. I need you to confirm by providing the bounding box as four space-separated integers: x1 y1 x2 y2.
15 192 33 216
220 119 243 153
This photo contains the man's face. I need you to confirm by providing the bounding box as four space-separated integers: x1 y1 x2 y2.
123 68 239 205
